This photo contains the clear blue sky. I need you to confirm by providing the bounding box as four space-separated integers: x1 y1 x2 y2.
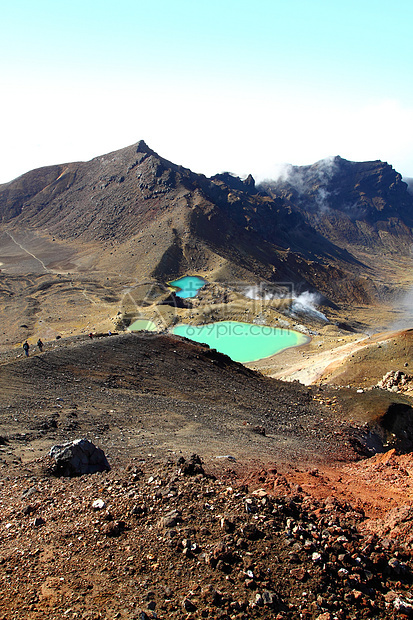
1 0 413 183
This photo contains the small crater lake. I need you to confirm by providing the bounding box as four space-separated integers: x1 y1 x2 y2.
172 321 309 363
168 275 205 298
128 319 157 332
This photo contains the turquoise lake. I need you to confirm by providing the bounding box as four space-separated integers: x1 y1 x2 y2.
128 319 157 332
169 275 205 298
172 321 309 363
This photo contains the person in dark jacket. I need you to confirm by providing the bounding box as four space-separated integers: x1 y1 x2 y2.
23 341 30 357
37 338 44 352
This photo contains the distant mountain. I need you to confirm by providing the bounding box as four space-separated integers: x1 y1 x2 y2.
1 142 412 305
260 156 413 254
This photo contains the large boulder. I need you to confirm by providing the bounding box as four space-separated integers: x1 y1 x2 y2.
49 438 110 477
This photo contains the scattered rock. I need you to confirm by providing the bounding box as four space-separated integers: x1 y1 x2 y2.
377 370 411 392
102 520 125 537
261 590 278 606
220 516 235 533
92 499 106 510
49 438 110 477
182 598 197 612
251 425 266 436
178 454 205 476
1 450 413 619
290 566 307 581
161 509 182 528
241 523 263 540
393 596 413 615
21 487 38 499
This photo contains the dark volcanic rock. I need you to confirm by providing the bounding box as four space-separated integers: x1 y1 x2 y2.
177 453 206 476
260 156 413 253
49 438 110 477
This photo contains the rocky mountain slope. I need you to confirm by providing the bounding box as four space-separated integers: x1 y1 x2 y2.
1 142 413 306
0 332 363 467
1 332 412 471
1 448 413 620
1 334 413 619
260 156 413 255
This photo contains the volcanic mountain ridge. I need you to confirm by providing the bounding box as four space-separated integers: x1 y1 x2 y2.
1 141 413 309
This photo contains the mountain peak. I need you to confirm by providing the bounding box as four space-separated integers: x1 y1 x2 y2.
134 139 153 154
210 172 256 193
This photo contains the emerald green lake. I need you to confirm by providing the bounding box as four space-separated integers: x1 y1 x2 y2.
128 319 157 332
172 321 309 363
169 275 205 298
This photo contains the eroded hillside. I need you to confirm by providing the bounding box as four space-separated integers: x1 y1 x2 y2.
1 142 413 310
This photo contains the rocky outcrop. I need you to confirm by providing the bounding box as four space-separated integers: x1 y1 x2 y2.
377 370 412 392
2 453 413 619
49 438 110 476
260 156 413 253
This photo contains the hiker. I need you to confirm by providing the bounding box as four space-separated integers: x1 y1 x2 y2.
23 341 30 357
37 338 44 352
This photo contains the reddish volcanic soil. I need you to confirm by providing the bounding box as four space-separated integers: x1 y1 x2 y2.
1 333 413 619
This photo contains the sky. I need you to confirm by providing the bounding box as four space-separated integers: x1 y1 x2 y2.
1 0 413 184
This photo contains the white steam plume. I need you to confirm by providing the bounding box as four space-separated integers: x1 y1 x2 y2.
405 177 413 195
244 285 289 301
290 292 328 322
390 287 413 329
257 156 339 213
244 285 328 322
